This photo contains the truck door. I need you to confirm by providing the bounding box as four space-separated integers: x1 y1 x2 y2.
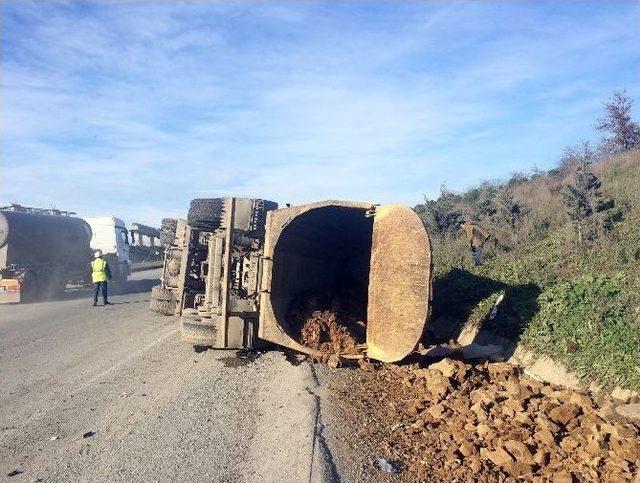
366 205 432 362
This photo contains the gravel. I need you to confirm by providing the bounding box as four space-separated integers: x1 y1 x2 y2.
325 358 640 482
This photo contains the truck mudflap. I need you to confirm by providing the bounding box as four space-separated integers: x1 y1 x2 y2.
258 200 432 363
0 278 21 304
366 205 432 362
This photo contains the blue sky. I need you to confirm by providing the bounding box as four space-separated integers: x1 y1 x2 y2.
1 1 639 225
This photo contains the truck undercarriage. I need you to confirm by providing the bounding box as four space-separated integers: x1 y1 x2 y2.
150 197 432 363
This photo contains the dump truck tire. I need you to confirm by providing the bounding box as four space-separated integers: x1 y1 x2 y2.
44 270 67 299
149 297 176 315
166 274 179 288
20 271 40 303
151 285 173 301
160 230 174 247
187 198 225 229
110 263 127 285
160 218 177 246
181 317 217 346
166 255 181 277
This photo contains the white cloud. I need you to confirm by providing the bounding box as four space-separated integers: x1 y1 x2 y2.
1 1 639 224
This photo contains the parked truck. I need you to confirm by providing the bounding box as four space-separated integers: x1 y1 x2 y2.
0 204 93 303
82 217 131 283
150 197 432 363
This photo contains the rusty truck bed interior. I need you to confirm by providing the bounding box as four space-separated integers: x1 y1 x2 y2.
269 206 373 344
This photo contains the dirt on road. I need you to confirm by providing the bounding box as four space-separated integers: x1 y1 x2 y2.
327 358 640 482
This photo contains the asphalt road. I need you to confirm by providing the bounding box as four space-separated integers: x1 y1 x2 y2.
0 270 339 482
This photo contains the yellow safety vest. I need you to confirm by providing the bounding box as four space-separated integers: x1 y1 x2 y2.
91 257 109 283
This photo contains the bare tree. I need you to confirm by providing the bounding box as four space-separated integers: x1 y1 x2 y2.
595 90 640 153
557 141 595 175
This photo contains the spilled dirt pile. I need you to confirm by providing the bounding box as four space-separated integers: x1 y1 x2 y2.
288 290 365 355
300 310 360 354
329 358 640 482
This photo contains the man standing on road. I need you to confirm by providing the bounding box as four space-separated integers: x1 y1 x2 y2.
460 221 491 266
91 250 112 306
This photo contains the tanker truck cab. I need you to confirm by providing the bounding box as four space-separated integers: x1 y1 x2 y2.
82 217 131 283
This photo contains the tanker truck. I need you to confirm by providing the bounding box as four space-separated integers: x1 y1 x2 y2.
150 197 431 363
82 217 131 284
0 205 93 303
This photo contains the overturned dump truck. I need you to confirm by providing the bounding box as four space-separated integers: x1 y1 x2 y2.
0 205 93 303
148 218 188 315
150 198 432 363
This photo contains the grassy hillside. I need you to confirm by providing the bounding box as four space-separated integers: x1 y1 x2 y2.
416 149 640 390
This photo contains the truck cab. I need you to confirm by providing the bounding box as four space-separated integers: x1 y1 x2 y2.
82 217 131 283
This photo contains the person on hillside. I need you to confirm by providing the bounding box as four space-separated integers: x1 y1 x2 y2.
91 250 112 306
460 221 491 266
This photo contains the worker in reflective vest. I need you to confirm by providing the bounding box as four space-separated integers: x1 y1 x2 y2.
91 250 112 306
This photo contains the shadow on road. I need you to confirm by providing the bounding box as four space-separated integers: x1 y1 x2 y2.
42 274 159 304
114 276 159 296
94 299 151 306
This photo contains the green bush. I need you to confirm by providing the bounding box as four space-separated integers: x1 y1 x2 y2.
523 274 640 389
423 150 640 390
